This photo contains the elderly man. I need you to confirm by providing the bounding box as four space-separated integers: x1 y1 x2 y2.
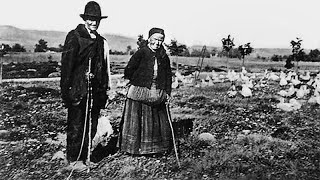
60 1 110 171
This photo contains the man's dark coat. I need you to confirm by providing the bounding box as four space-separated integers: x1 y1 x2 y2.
60 24 109 107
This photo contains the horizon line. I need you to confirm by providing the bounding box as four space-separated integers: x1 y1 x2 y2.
0 24 316 50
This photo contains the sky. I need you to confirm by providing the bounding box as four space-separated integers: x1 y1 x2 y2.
0 0 320 49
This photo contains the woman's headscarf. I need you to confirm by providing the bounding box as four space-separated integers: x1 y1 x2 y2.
148 27 165 39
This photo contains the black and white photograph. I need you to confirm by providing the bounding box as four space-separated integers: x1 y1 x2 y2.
0 0 320 179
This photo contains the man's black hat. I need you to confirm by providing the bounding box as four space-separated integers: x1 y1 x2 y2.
80 1 108 20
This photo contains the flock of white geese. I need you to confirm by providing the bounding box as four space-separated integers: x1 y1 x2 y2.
172 67 320 111
114 67 320 112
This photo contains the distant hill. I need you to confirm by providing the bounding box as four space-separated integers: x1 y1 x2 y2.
0 25 137 52
0 25 303 57
250 48 293 58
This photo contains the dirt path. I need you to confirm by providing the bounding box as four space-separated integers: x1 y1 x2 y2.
1 74 124 83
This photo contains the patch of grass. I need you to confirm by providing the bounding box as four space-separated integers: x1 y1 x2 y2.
178 133 319 179
1 66 320 179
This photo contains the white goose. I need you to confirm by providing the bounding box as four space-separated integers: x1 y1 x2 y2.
276 97 301 111
172 77 179 89
278 90 288 97
279 76 288 86
241 66 248 75
286 71 294 81
183 75 194 86
308 90 320 104
175 71 185 82
312 78 320 90
278 84 296 97
207 77 214 86
240 83 252 97
239 72 250 82
226 70 239 82
200 78 208 87
276 97 293 111
289 98 302 110
296 85 308 99
227 84 237 98
211 70 219 79
286 84 297 97
291 75 301 86
300 71 311 81
307 79 314 86
267 72 279 81
245 79 254 89
279 71 286 79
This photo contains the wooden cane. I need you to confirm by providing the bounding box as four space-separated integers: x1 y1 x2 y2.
165 101 181 168
86 58 93 173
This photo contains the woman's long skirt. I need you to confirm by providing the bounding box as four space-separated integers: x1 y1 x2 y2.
119 98 172 155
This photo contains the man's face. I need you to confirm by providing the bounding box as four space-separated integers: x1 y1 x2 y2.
84 17 101 32
148 33 164 50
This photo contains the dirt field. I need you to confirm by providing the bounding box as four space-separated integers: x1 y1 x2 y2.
1 67 320 179
1 53 320 179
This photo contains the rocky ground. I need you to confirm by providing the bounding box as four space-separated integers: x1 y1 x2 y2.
1 62 320 179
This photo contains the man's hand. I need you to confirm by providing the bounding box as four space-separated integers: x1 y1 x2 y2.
85 72 94 80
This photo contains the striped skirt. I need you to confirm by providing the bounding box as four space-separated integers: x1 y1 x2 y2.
119 98 172 155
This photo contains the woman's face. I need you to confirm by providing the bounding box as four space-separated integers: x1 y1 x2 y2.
148 33 164 50
84 17 101 32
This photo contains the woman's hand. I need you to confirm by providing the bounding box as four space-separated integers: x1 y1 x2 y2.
166 93 173 103
104 90 116 109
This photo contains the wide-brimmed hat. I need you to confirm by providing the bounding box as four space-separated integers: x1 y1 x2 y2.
80 1 108 20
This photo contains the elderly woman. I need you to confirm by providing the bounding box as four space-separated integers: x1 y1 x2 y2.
119 27 173 156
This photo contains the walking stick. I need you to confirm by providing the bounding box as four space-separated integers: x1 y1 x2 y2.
86 57 93 173
165 100 181 168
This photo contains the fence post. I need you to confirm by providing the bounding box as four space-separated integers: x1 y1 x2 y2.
0 45 4 85
0 57 2 85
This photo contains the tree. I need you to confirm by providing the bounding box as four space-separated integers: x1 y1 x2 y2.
137 35 147 49
48 44 64 52
166 39 187 72
180 48 190 57
1 44 11 52
166 39 187 56
290 37 304 70
126 45 132 55
191 48 211 58
211 47 218 57
238 42 253 67
271 54 283 62
34 39 48 52
308 49 320 62
0 44 6 57
285 55 294 69
221 35 235 69
11 43 26 52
